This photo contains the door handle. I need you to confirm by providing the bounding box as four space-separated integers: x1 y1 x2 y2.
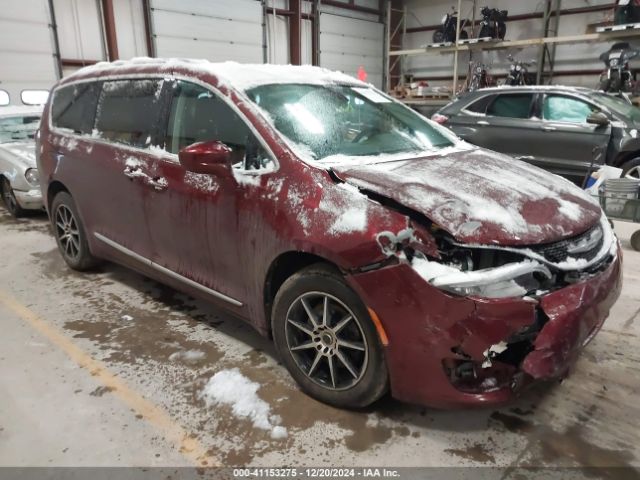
542 126 556 132
147 177 168 191
477 120 490 126
123 165 142 179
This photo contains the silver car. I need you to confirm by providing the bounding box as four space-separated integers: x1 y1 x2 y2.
0 106 44 216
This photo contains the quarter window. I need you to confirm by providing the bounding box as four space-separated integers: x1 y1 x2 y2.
95 79 165 148
166 81 272 170
51 82 102 134
543 95 596 123
487 94 534 119
464 95 496 114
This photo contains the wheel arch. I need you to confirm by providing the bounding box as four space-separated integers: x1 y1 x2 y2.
263 251 342 337
46 180 70 214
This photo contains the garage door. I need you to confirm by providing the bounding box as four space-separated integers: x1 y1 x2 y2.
149 0 264 63
319 12 384 89
0 0 58 106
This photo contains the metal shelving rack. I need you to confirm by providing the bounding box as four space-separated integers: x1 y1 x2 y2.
387 0 640 98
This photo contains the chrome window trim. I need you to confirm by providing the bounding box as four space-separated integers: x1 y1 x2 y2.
48 73 280 175
94 232 243 307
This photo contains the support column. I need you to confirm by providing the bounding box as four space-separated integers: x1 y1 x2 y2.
101 0 119 61
290 0 302 65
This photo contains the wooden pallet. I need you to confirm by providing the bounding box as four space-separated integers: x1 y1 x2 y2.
597 23 640 33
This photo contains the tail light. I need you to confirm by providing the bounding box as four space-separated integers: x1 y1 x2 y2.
431 113 449 125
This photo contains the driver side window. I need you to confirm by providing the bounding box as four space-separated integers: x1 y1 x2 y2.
543 95 596 123
166 81 273 171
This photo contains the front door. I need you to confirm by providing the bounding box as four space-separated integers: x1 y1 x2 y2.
528 94 612 184
143 80 274 309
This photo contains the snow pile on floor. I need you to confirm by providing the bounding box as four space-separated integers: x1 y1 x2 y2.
200 369 287 440
169 349 206 363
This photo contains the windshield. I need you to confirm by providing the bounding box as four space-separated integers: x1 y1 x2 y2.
592 93 640 123
0 115 41 143
246 84 456 162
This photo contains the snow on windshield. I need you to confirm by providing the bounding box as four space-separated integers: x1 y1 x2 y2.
245 84 456 163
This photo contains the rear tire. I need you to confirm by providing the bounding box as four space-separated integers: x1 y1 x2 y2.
51 191 100 271
1 177 26 218
479 25 492 38
272 264 388 409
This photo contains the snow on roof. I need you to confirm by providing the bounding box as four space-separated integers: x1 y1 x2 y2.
0 106 43 118
477 85 593 93
69 57 365 91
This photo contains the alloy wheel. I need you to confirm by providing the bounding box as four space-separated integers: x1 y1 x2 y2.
285 292 369 391
55 205 81 260
625 166 640 179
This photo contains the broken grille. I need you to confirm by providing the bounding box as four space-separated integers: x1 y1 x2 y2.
531 223 604 263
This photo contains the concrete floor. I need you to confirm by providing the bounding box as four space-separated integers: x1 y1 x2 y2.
0 208 639 473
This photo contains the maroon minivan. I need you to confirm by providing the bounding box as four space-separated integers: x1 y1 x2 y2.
37 59 622 409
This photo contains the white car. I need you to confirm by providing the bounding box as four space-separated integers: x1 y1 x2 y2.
0 106 44 216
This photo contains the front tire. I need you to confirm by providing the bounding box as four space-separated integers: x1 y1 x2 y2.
51 191 100 271
1 177 26 218
433 29 445 44
272 264 388 408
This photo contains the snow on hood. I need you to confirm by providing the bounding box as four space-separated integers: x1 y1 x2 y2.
0 141 37 167
331 147 602 246
70 58 365 91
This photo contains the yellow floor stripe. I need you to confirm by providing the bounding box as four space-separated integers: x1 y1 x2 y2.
0 289 219 467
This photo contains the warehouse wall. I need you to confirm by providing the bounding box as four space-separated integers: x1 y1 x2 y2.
0 0 386 106
403 0 633 89
0 0 58 106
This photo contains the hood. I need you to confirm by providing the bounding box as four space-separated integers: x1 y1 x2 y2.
0 141 37 168
331 147 602 246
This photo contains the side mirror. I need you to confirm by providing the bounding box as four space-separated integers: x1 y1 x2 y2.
587 111 610 127
178 140 233 177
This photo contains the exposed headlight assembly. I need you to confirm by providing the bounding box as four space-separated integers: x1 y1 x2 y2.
422 261 552 299
25 168 40 186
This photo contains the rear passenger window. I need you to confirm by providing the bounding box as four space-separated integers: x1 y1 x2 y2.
166 81 272 170
95 79 165 148
51 82 101 134
464 95 495 114
487 94 534 119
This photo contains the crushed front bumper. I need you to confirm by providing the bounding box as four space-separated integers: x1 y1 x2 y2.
14 188 44 210
347 246 622 409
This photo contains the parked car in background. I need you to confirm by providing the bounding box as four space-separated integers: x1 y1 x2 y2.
0 106 44 216
38 59 621 409
433 85 640 185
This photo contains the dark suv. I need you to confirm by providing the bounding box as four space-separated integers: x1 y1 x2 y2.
433 86 640 184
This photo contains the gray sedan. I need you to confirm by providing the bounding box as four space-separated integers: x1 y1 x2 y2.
432 86 640 185
0 106 44 216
